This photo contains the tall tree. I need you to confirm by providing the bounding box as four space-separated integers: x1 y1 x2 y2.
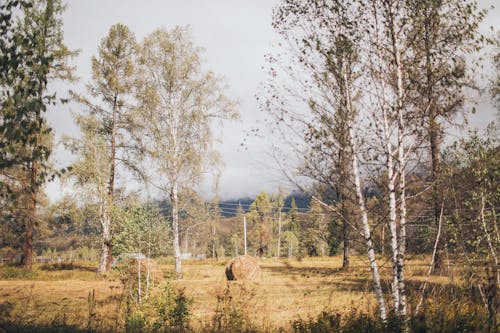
134 27 237 278
0 0 74 268
405 0 485 271
270 0 361 270
248 192 273 257
71 23 137 275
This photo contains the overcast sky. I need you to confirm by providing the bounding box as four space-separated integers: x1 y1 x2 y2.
46 0 498 202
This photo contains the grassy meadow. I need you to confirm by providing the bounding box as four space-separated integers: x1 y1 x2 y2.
0 255 490 332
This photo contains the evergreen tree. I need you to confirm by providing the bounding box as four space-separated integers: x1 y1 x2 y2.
1 0 74 268
248 192 273 257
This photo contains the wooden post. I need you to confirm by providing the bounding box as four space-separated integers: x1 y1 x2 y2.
244 214 247 256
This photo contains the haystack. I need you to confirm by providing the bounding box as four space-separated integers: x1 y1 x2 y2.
225 255 260 281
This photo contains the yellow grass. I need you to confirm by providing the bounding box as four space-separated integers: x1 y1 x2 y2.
0 255 459 331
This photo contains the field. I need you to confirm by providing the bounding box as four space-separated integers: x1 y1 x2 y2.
0 255 480 332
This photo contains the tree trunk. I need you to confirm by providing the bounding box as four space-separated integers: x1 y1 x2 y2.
23 157 37 269
388 0 408 318
97 212 112 275
351 133 387 322
338 136 350 269
137 258 142 306
430 116 445 272
104 97 118 273
340 187 350 269
397 116 407 318
170 184 182 279
23 210 34 269
381 84 399 311
342 56 387 321
342 217 349 269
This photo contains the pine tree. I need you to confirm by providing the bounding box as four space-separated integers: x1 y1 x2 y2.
1 0 74 268
248 192 273 257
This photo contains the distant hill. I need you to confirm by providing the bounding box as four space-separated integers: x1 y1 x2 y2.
153 192 313 218
219 192 312 217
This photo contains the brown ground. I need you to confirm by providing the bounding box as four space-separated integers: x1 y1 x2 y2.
0 255 452 330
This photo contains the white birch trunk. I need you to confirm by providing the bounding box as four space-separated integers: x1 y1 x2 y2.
385 112 400 312
344 64 387 321
393 5 408 317
170 183 182 279
371 0 401 312
351 132 387 322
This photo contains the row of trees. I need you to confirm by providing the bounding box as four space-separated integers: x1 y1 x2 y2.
265 0 496 325
0 0 238 279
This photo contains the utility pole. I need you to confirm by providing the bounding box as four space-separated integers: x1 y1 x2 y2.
277 209 282 259
244 213 247 256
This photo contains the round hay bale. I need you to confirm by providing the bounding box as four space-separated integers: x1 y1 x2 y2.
225 255 260 281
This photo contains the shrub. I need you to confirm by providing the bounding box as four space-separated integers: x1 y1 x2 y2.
206 283 258 333
0 266 40 279
151 281 193 332
126 310 147 333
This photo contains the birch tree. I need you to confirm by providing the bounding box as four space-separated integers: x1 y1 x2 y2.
269 0 388 320
134 27 237 279
270 0 361 270
71 23 137 275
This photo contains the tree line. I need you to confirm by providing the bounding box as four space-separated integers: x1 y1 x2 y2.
0 0 237 279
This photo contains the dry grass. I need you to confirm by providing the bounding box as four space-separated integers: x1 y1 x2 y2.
0 255 459 331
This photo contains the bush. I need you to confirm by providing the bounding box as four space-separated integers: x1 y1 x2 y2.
290 305 490 333
126 310 147 333
292 311 342 333
151 281 193 332
0 266 40 279
206 283 258 333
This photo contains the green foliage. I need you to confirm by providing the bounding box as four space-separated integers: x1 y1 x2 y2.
247 192 273 257
291 305 489 333
327 218 342 256
126 310 147 333
0 265 40 279
0 0 74 190
151 281 193 332
114 202 169 259
301 199 328 257
282 230 299 258
0 0 75 267
292 311 342 333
